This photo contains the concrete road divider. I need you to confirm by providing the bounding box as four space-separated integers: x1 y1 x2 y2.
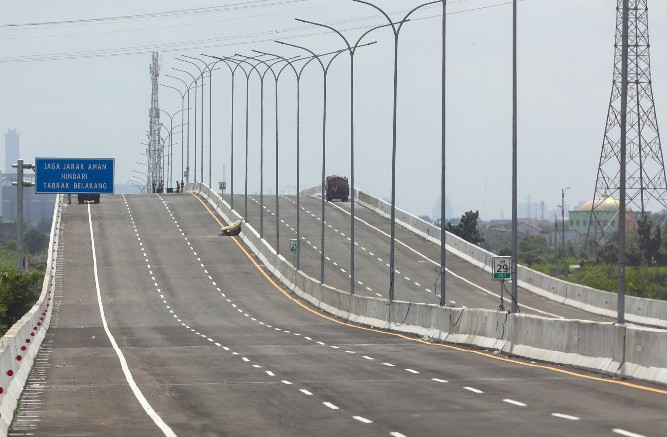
191 184 667 386
355 188 667 328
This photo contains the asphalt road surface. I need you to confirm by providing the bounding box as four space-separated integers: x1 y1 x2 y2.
234 194 613 322
10 193 666 436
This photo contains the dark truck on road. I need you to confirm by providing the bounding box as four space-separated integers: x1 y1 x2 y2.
325 175 349 202
77 194 100 204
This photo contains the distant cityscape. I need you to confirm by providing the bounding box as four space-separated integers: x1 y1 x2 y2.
2 129 54 225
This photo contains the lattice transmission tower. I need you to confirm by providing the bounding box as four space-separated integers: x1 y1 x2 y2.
588 0 667 242
147 51 163 192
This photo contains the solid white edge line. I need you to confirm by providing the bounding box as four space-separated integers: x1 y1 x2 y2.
88 205 176 437
326 200 562 318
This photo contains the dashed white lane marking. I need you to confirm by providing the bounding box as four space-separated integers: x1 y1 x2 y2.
382 363 395 367
88 204 176 437
503 399 526 407
431 378 448 383
613 429 646 437
464 387 483 394
323 402 339 410
551 413 580 421
153 195 471 434
390 433 407 437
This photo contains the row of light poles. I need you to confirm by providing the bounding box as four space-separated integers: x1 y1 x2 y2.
159 0 452 309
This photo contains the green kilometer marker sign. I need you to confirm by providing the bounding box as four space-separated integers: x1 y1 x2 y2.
492 256 512 280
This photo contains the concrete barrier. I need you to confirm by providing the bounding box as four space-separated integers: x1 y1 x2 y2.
355 188 667 328
190 183 667 386
0 195 63 435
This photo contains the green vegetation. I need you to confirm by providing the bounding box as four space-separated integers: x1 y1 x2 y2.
0 224 50 335
445 210 485 245
529 261 667 301
0 269 42 333
446 210 667 301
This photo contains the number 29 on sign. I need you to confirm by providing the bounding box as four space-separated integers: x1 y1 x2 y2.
492 256 511 280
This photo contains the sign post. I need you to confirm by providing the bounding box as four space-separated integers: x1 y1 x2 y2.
492 256 512 311
289 238 299 284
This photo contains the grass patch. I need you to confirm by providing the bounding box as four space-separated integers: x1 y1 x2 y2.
531 261 667 301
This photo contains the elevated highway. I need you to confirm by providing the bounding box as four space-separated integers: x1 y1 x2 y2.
7 193 666 436
236 193 613 322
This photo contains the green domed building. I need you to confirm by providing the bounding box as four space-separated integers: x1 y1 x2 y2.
569 196 636 236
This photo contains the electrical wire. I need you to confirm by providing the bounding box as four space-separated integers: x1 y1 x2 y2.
0 0 309 30
0 1 343 41
0 0 528 64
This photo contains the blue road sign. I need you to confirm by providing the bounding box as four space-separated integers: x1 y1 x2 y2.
35 158 115 194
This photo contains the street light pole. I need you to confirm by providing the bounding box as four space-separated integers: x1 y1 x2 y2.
218 57 260 220
227 56 269 232
296 19 388 294
203 55 249 210
241 52 300 254
351 0 442 302
184 56 222 188
618 0 630 325
172 68 201 183
164 74 196 183
440 0 447 307
177 58 206 184
277 40 373 283
511 0 519 313
253 50 308 261
160 108 187 188
160 83 186 186
235 54 278 239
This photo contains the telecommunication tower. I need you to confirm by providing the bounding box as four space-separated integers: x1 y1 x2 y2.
588 0 667 241
148 51 162 192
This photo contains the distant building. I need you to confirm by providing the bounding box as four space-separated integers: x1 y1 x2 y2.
517 221 542 237
1 173 55 225
5 129 19 173
569 197 636 236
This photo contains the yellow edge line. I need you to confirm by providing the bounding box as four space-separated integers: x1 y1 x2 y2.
193 194 667 396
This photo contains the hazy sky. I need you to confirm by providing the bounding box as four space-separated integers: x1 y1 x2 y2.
1 0 666 221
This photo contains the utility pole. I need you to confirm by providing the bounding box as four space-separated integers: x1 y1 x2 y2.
561 187 570 258
588 0 667 244
12 159 35 270
148 52 162 191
